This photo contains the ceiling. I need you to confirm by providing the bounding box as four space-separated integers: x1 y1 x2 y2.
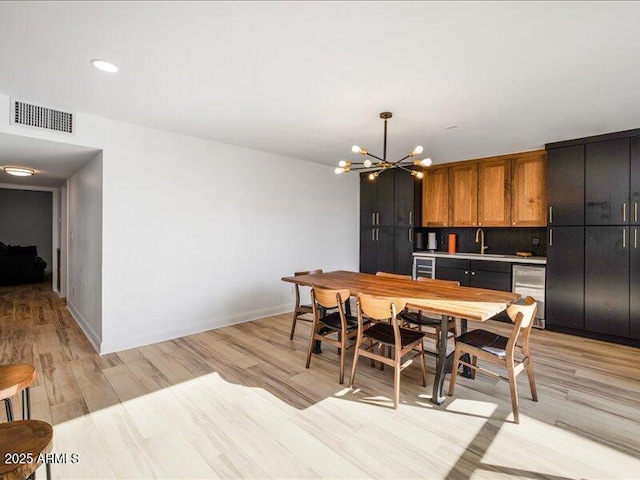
0 132 99 187
1 2 640 168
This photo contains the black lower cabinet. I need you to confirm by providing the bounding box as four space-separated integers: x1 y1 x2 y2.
546 227 584 331
435 258 511 291
631 226 640 339
585 226 630 337
360 227 393 274
393 228 414 275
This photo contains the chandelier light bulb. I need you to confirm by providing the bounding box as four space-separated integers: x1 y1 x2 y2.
368 172 376 181
335 167 345 175
416 171 425 179
363 159 372 168
338 160 347 167
421 158 432 167
411 145 424 156
351 145 361 153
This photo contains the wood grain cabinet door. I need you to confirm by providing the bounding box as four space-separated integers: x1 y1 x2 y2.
422 167 449 226
512 154 547 227
450 164 478 226
478 159 511 226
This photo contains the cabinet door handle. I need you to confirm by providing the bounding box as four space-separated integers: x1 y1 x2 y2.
549 206 553 224
471 271 476 276
635 202 638 223
549 228 553 246
376 228 379 241
372 229 375 241
377 213 380 225
635 228 638 249
372 213 376 225
409 229 413 242
623 228 626 248
464 271 469 275
409 211 413 225
623 203 627 222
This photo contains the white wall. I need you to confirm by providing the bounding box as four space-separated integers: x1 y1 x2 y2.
67 153 103 349
0 93 360 353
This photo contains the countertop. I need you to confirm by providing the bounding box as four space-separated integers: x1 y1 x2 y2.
413 251 547 265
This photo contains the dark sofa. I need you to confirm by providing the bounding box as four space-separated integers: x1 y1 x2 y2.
0 242 47 286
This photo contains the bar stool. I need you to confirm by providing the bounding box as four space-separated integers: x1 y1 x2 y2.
0 420 53 480
0 364 36 421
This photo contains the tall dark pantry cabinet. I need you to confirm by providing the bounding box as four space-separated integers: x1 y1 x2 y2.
546 130 640 344
360 169 420 275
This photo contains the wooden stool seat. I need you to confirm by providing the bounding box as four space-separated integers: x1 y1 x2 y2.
0 365 36 422
0 420 53 480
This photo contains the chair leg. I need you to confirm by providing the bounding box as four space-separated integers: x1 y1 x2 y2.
339 334 347 385
448 347 462 396
4 398 13 422
349 336 363 388
289 311 298 340
525 354 538 402
506 360 520 424
305 319 318 369
419 343 427 387
393 358 401 409
470 355 477 380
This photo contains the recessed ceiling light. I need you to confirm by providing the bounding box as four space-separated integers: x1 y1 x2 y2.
3 167 35 177
91 59 118 73
445 125 458 130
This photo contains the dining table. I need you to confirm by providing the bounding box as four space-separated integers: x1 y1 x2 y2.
281 270 520 405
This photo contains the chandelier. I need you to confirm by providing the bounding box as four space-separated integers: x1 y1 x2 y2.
335 112 432 180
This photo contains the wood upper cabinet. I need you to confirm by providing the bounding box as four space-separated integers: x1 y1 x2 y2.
450 164 478 226
511 153 547 226
478 159 511 226
422 166 449 226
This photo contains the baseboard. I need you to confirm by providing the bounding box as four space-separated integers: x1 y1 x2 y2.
98 303 292 355
66 301 101 353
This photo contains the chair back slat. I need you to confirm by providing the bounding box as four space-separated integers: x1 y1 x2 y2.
312 287 350 309
376 271 412 280
357 293 406 321
417 277 460 287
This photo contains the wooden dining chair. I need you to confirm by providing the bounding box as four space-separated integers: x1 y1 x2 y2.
305 287 365 384
448 296 538 424
289 269 323 340
349 293 427 409
0 364 36 421
398 277 460 357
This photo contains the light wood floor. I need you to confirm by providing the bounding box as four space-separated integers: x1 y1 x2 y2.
2 282 640 479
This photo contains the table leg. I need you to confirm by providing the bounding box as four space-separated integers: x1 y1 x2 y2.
431 314 450 405
459 319 473 379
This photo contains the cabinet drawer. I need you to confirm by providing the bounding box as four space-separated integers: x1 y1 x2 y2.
436 258 470 269
470 260 512 273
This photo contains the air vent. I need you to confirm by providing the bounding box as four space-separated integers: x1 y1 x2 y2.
11 99 74 134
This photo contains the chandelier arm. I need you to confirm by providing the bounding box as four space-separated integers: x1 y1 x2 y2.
390 154 412 166
365 152 385 162
396 165 415 174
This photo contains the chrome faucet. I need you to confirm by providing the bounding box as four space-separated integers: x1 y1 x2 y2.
475 228 488 254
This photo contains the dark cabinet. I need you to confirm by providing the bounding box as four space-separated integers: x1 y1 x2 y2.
585 139 630 225
631 226 640 339
547 145 585 225
585 227 630 337
394 169 416 227
360 226 393 274
360 170 418 274
360 171 394 227
631 137 640 226
545 227 584 331
394 227 414 276
435 258 511 291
